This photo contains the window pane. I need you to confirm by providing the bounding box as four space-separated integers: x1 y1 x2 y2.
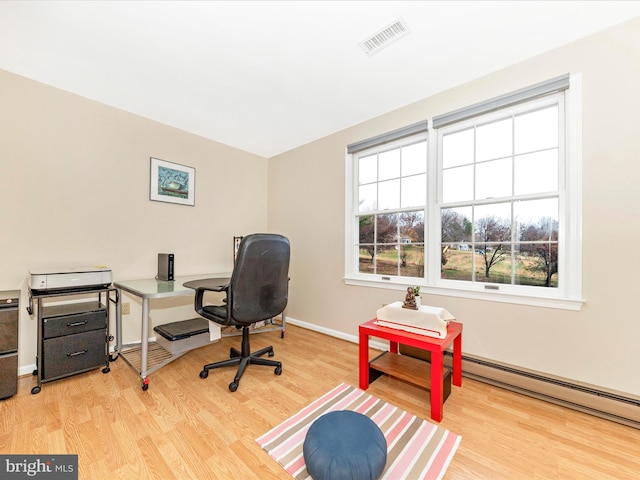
476 246 512 284
476 118 512 162
358 183 377 212
514 149 558 195
376 213 398 243
401 174 426 208
375 244 398 275
442 165 473 203
515 105 558 155
442 128 474 168
378 148 400 181
358 246 375 274
399 210 425 242
474 203 511 242
378 179 400 210
441 249 473 281
514 243 558 287
358 214 375 243
441 207 472 244
399 244 424 277
515 198 558 241
475 158 512 200
402 141 427 176
359 154 377 184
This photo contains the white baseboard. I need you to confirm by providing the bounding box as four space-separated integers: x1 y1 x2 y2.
19 365 35 377
285 316 389 352
288 317 640 429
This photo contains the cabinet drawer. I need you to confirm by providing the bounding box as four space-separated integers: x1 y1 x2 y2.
0 307 18 353
43 309 106 339
42 329 106 380
0 353 18 399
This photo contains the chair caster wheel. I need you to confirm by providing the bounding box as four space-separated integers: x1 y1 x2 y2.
200 370 209 379
229 382 238 392
268 350 274 357
31 386 41 395
141 383 149 391
102 366 110 374
275 365 282 375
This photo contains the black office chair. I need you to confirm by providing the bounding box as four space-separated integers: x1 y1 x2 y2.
194 233 290 392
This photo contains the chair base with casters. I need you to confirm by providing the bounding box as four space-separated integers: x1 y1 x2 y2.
199 323 282 392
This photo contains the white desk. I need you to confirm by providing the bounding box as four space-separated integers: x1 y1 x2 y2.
114 273 230 390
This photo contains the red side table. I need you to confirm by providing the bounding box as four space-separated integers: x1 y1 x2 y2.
359 318 463 422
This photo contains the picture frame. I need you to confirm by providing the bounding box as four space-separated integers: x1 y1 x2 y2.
149 157 195 206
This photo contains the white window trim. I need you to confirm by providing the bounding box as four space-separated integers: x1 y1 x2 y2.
344 74 584 311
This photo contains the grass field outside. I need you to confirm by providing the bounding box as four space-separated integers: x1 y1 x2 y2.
359 248 557 287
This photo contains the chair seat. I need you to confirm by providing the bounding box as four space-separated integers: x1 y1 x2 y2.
202 305 227 322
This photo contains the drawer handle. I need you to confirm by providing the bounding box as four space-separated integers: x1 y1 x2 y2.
67 321 88 327
67 349 88 357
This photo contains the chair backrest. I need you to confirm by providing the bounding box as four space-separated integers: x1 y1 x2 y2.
228 233 290 324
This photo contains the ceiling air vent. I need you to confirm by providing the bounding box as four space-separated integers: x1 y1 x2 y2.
358 18 411 56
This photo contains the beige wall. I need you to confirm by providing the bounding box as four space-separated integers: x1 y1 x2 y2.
269 17 640 397
0 70 268 372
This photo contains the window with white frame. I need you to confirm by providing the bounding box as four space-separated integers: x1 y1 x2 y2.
439 95 562 288
354 135 427 278
345 74 583 309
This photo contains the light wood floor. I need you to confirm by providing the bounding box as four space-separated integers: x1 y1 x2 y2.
1 324 638 479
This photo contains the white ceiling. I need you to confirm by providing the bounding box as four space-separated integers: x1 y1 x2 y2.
2 1 640 158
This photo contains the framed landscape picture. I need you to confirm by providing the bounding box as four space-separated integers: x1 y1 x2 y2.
149 157 195 206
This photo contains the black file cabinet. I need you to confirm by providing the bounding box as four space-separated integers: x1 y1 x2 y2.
30 287 115 394
40 302 107 382
0 290 19 399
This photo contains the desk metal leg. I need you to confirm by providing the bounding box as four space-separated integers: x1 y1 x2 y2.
140 297 149 386
430 352 444 422
359 331 369 390
114 289 122 356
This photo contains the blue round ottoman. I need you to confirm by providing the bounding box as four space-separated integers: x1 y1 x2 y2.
303 410 387 480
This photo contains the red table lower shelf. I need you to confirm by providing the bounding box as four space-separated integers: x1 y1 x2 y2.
359 318 463 422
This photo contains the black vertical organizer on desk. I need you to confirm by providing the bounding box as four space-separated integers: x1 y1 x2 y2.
28 286 118 394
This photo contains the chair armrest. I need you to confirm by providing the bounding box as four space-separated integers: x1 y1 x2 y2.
194 284 229 317
197 283 229 293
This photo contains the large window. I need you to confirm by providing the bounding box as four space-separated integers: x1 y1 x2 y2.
345 74 583 309
439 96 562 289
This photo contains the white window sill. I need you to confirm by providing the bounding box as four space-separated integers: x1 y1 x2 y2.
344 276 584 311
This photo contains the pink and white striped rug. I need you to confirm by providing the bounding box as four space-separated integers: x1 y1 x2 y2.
256 383 461 480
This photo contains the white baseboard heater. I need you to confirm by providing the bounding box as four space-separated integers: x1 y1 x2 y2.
454 353 640 429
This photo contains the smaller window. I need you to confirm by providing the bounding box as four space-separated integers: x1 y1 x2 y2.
352 137 427 279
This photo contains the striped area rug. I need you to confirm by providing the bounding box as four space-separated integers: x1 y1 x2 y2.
256 383 461 480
